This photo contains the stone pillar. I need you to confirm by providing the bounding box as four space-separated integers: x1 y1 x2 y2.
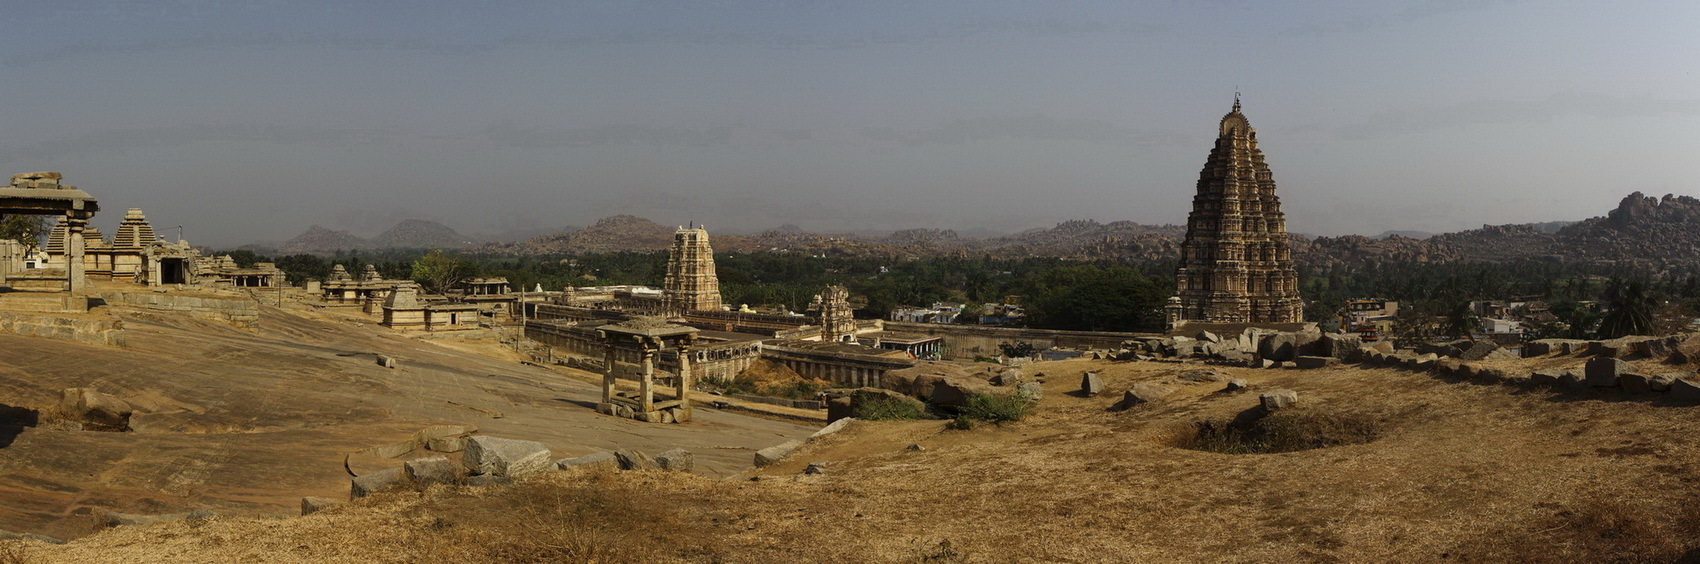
639 343 656 414
601 340 617 405
676 342 693 415
64 215 86 295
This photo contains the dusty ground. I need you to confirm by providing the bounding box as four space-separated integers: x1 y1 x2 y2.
0 295 812 542
10 347 1700 562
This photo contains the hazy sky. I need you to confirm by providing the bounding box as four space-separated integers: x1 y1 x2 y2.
3 1 1697 247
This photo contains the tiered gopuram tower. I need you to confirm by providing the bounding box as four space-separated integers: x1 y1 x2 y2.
1166 98 1304 326
662 226 723 315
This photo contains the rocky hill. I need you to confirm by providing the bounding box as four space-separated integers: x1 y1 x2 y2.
277 225 367 253
288 191 1700 265
368 219 473 250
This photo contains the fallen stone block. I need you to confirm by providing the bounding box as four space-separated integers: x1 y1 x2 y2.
463 436 553 478
1456 340 1501 361
1224 379 1248 392
1436 358 1463 376
376 355 397 369
803 461 829 475
654 448 694 472
1620 373 1652 394
405 456 460 486
826 396 853 423
1080 372 1104 396
1114 383 1176 410
1260 390 1298 411
989 368 1024 386
1674 378 1700 403
1294 356 1339 369
351 467 403 499
300 497 342 516
754 440 803 468
1652 372 1685 392
425 436 466 453
614 449 659 471
1560 371 1588 389
1586 357 1631 387
556 451 618 471
1530 369 1564 387
809 417 854 441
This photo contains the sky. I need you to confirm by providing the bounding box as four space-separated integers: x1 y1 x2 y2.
3 0 1697 247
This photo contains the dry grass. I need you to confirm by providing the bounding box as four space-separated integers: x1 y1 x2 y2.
20 356 1700 562
0 542 30 564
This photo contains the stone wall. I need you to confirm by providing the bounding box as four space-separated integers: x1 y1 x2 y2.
0 312 124 346
882 321 1154 360
106 291 260 329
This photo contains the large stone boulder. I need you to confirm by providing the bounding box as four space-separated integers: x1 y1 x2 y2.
58 388 133 432
988 368 1025 386
1260 390 1298 411
654 448 694 472
928 378 1001 410
826 396 853 423
1530 369 1567 387
614 449 659 471
1585 357 1631 388
1312 333 1363 362
1258 333 1299 362
881 362 985 403
463 436 553 478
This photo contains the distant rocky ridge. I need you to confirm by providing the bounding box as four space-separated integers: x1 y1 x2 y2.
274 220 473 253
259 192 1700 266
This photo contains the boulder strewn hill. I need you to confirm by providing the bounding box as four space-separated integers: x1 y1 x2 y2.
278 225 368 253
368 219 473 250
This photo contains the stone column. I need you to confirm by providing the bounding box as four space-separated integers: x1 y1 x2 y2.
601 338 617 405
64 215 86 295
639 342 656 414
676 342 692 406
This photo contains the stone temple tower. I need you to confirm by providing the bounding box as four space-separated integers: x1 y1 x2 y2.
663 226 723 315
1166 98 1304 326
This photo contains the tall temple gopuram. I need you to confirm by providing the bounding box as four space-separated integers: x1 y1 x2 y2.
1165 98 1304 327
662 226 723 315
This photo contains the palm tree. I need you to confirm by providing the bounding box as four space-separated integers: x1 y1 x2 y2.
1596 280 1656 338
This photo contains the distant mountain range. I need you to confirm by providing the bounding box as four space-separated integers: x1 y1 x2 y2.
250 192 1700 267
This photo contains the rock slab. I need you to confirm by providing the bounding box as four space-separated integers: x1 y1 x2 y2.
463 436 553 478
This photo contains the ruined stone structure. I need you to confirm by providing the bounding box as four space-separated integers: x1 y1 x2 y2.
1166 99 1304 326
662 227 722 315
379 281 481 332
0 172 100 312
811 285 858 343
596 317 698 423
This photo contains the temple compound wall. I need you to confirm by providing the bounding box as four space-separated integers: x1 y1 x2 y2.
1166 99 1304 327
881 321 1148 360
105 291 261 329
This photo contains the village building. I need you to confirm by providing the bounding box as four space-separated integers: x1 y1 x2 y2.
1166 98 1305 327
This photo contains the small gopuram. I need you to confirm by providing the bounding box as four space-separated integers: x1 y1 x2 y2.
596 316 697 424
661 226 722 315
811 284 858 343
0 172 100 312
1166 98 1304 327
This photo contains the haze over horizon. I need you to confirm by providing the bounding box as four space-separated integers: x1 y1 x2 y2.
3 1 1697 248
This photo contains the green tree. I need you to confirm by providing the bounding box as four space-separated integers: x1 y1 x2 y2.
411 249 473 295
0 215 50 252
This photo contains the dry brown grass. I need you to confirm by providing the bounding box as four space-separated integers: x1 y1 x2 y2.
20 356 1700 562
0 541 30 564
